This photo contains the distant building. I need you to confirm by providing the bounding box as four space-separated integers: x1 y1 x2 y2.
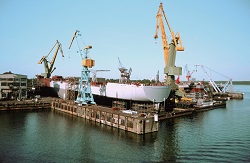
0 71 27 100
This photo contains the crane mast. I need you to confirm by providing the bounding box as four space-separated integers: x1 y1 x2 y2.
38 40 64 78
68 30 95 105
154 3 184 88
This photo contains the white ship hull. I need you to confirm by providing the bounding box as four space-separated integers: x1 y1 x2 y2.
50 81 171 103
92 83 171 102
50 81 68 100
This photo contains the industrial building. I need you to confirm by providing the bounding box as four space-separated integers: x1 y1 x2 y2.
0 71 27 100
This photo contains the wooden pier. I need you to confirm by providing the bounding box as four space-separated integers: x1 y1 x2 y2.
51 100 159 134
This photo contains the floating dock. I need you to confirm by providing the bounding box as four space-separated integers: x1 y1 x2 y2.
51 99 159 134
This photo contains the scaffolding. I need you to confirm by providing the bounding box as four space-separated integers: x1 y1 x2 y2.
65 77 79 101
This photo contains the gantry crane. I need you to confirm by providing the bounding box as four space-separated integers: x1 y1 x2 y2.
68 30 95 105
154 3 184 108
38 40 64 78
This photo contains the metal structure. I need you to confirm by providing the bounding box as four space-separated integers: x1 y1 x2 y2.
156 70 159 83
118 57 132 84
65 77 79 101
195 65 234 93
184 64 196 83
154 3 184 89
90 69 110 82
68 30 95 105
38 40 64 78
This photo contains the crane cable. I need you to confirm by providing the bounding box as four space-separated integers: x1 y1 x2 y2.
203 65 231 80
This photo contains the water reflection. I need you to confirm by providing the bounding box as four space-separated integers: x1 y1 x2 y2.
1 89 249 163
53 110 158 145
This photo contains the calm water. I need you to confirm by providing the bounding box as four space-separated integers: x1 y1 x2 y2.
0 85 249 163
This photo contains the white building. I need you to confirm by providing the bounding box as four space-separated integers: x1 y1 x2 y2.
0 71 27 100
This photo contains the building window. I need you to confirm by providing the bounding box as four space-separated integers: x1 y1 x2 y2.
1 82 8 86
13 82 20 86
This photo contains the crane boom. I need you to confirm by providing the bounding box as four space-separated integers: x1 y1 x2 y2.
50 40 64 74
38 40 64 78
68 30 78 49
154 3 184 68
154 4 169 67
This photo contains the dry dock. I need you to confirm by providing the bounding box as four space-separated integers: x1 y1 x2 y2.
51 99 159 135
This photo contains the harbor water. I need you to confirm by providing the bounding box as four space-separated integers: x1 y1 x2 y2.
0 85 249 162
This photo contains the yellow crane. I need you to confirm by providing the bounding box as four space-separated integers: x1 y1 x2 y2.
38 40 64 78
154 2 184 88
154 3 186 108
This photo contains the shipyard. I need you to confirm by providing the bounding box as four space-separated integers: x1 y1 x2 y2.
1 1 250 162
0 3 244 134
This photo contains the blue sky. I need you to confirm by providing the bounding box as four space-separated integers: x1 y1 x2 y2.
1 0 250 81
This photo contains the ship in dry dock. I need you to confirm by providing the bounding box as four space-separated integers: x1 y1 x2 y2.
48 64 171 105
35 3 185 109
